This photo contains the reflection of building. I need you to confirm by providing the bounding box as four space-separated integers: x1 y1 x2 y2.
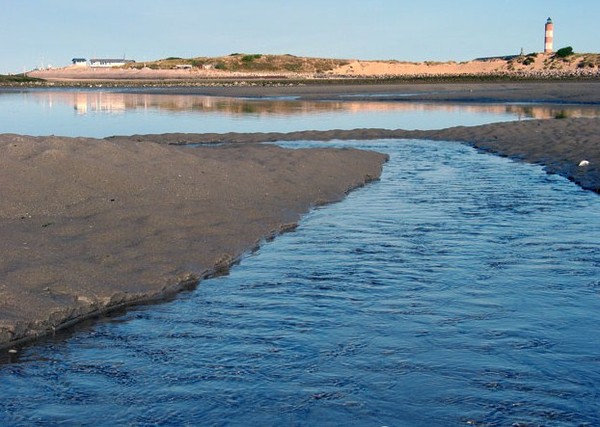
89 58 136 68
70 92 127 115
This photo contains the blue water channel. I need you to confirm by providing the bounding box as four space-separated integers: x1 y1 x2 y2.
1 136 599 426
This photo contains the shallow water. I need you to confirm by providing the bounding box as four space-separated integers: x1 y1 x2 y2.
2 89 600 137
1 139 599 426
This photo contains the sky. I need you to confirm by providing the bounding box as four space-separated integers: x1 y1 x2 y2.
1 0 598 74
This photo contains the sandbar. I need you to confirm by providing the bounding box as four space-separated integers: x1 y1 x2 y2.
1 81 599 352
128 81 600 104
122 117 600 193
0 138 387 350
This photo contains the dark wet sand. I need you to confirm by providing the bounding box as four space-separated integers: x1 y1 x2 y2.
125 81 600 104
1 81 599 351
0 138 387 349
123 117 600 193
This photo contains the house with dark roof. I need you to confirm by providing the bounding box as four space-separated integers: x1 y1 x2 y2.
72 58 88 66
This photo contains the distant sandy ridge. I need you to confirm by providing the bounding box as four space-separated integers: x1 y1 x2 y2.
26 53 600 82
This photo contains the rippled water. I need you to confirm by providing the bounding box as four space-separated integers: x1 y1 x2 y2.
1 139 599 426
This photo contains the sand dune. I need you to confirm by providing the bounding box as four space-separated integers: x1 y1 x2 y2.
27 53 600 82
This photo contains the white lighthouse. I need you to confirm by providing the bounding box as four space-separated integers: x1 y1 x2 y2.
544 17 554 53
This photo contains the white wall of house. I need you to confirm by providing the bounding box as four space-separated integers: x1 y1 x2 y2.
89 59 135 68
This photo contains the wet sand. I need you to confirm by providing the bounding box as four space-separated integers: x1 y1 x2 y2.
1 81 599 351
123 117 600 193
123 81 600 104
0 137 387 349
418 118 600 193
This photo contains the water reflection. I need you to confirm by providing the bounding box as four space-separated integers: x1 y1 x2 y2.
4 90 600 137
23 90 600 120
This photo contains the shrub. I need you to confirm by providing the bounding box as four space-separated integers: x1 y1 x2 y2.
578 60 596 69
242 54 262 63
522 57 535 66
555 46 574 58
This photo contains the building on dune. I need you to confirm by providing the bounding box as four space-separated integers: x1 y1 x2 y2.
72 58 88 67
89 58 136 68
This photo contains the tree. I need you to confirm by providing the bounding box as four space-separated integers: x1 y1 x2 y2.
555 46 574 58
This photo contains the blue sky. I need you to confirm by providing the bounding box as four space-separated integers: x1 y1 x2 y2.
1 0 598 73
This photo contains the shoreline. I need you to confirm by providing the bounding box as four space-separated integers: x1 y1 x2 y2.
2 117 598 353
1 82 599 353
0 139 387 352
121 81 600 104
112 117 600 193
3 81 600 105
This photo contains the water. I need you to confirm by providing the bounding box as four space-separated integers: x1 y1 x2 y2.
1 138 599 426
2 89 600 137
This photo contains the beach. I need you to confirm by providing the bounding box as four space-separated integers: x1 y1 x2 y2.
132 80 600 104
123 117 600 193
1 81 599 351
0 138 387 349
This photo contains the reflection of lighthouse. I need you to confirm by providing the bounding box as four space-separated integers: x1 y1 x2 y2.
544 17 554 53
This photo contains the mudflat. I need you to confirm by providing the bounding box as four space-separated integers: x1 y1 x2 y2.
127 117 600 193
0 137 387 349
1 81 599 351
136 81 600 104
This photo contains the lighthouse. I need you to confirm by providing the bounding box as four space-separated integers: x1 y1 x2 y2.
544 17 554 53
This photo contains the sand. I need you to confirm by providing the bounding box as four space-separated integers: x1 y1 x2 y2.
26 53 599 82
0 137 387 349
417 118 600 193
1 81 599 352
121 81 600 104
113 117 599 193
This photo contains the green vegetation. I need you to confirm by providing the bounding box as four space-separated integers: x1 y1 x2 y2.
124 54 349 73
522 57 535 66
577 54 600 69
555 46 574 58
511 52 539 67
241 54 262 63
0 73 43 84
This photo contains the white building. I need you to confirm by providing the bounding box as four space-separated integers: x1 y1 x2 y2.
72 58 88 67
89 58 136 68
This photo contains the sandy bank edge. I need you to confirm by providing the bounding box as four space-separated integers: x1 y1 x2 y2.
0 139 387 352
118 117 599 193
0 220 320 352
2 116 598 353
